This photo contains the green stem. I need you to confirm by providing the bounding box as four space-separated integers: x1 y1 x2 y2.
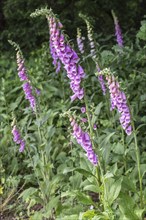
26 146 48 206
84 92 112 216
133 123 143 208
35 110 42 143
121 128 127 172
84 94 95 147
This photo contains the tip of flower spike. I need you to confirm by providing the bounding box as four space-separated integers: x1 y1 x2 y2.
8 40 21 52
30 7 52 18
111 10 116 18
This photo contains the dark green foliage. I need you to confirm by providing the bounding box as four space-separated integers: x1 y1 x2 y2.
0 0 146 52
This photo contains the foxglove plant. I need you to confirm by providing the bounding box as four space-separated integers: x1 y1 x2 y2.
112 10 123 47
101 68 132 135
70 117 98 166
77 28 85 54
48 15 85 101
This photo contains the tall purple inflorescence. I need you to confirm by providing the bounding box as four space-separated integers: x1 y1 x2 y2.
105 72 132 135
12 125 25 152
112 11 123 47
48 15 85 102
70 118 98 166
16 51 36 111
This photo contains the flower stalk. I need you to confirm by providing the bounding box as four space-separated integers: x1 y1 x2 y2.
132 123 143 208
111 10 123 47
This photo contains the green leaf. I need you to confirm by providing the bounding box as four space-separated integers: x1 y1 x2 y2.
140 164 146 178
9 95 23 111
76 192 93 205
43 196 60 217
30 211 43 220
101 132 115 146
104 171 114 180
91 102 103 125
56 215 79 220
122 176 137 192
62 167 75 174
83 184 101 193
118 193 139 220
75 168 96 178
19 187 38 201
105 177 123 205
135 208 145 219
69 172 82 189
137 20 146 41
81 210 95 220
112 143 124 155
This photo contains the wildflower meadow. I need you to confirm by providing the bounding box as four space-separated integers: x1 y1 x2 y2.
0 3 146 220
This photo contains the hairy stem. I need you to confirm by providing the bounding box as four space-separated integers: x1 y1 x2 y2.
133 123 143 208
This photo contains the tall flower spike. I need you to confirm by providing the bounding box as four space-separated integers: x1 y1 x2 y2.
48 15 85 102
86 20 96 58
112 10 123 47
15 45 36 111
80 14 96 58
9 40 36 110
77 28 85 54
70 117 98 166
12 125 25 152
102 68 132 135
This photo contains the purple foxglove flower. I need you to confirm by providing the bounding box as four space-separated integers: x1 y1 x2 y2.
93 124 97 130
81 107 86 113
35 88 41 95
16 51 28 81
114 19 123 47
12 125 25 152
70 118 98 166
81 118 88 123
47 15 85 102
106 74 132 135
22 82 36 111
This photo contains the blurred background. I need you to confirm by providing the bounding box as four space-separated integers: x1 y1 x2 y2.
0 0 146 52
